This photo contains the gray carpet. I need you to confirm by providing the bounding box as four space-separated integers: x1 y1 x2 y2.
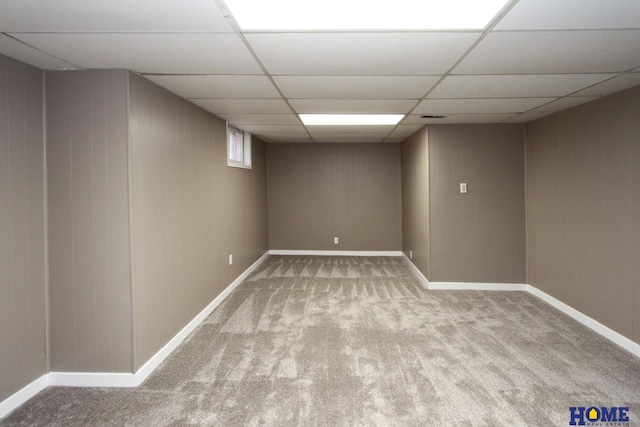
3 255 640 426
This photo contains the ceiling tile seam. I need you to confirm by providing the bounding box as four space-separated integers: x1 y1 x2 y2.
447 72 632 76
194 111 294 114
383 0 523 141
491 28 640 33
501 98 598 122
213 0 316 142
399 96 588 100
1 32 82 69
236 29 485 35
559 67 640 98
141 73 266 76
187 97 284 100
5 31 237 35
188 97 423 101
269 74 443 77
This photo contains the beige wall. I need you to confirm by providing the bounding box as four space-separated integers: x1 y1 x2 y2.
267 143 402 251
429 124 526 283
129 73 268 369
401 127 430 277
0 55 47 402
46 70 133 372
401 124 526 284
526 85 640 343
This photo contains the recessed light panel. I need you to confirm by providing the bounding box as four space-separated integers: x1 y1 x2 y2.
300 114 404 126
224 0 510 30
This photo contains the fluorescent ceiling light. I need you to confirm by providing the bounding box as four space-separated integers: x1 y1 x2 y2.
224 0 510 30
300 114 404 126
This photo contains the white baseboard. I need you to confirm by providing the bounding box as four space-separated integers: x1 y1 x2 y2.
124 250 270 387
48 372 141 388
401 253 527 291
428 282 528 291
4 252 639 420
402 253 430 288
269 250 403 257
402 255 640 359
0 375 49 420
526 285 640 358
0 251 270 420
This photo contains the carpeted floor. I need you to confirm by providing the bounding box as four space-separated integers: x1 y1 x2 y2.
3 256 640 426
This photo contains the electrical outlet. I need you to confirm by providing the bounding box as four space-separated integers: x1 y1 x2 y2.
229 254 233 265
334 237 339 245
460 183 468 194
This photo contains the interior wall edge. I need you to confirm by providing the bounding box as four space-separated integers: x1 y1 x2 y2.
125 70 137 376
42 67 51 374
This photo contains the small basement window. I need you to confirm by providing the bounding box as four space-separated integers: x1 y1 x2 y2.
227 122 252 169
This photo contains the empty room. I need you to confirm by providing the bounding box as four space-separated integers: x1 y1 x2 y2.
1 0 640 425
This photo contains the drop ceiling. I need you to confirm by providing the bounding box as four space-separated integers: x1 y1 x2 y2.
1 0 640 143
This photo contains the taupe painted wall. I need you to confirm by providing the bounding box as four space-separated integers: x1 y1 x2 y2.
401 127 430 277
0 55 47 403
429 124 526 283
46 70 133 372
267 143 402 251
401 124 526 283
129 73 268 369
526 85 640 343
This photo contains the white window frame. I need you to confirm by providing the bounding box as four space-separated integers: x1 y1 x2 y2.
227 122 252 169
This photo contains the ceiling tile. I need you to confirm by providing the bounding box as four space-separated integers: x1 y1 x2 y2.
0 0 232 32
384 125 425 142
495 0 640 30
289 99 416 114
414 98 556 114
191 99 291 114
413 114 516 124
311 134 386 143
573 73 640 96
454 31 640 74
401 115 437 125
0 33 79 70
503 112 551 123
215 114 301 125
144 75 279 99
529 96 599 113
258 134 313 143
428 74 615 98
239 125 307 134
245 32 480 75
306 125 395 134
11 33 262 74
272 75 440 99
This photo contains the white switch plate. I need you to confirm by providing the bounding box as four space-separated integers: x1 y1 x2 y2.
334 237 339 245
229 254 233 265
460 183 467 193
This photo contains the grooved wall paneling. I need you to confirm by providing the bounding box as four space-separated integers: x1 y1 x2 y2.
129 73 268 370
46 70 133 373
0 54 46 402
526 85 640 342
267 143 402 251
429 124 526 283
